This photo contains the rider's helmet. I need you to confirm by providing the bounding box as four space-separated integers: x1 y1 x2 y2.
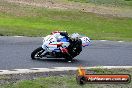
70 33 80 40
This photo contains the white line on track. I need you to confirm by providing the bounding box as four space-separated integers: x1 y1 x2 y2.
100 40 107 41
118 41 124 43
13 36 24 37
0 66 132 75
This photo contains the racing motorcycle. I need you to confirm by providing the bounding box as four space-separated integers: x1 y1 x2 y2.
31 32 90 61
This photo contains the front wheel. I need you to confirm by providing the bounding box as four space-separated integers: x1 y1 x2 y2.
31 47 45 60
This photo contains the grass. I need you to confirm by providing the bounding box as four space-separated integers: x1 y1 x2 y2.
0 0 132 41
0 68 132 88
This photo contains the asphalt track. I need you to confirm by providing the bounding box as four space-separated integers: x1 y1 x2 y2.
0 36 132 70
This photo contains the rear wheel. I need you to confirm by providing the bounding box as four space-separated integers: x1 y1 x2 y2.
31 47 45 60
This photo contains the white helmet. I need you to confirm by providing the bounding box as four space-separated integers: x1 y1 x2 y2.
70 33 80 39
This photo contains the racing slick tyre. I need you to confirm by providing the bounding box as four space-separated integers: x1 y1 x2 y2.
31 47 45 60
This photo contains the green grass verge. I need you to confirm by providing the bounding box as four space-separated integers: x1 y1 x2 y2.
0 68 132 88
0 1 132 41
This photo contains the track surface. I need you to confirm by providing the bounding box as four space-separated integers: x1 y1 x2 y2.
0 36 132 70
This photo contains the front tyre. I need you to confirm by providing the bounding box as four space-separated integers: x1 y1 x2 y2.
31 47 44 60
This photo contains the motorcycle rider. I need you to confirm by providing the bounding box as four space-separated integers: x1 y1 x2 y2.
50 31 82 62
31 31 90 62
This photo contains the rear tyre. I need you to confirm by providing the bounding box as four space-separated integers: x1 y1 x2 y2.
31 47 44 60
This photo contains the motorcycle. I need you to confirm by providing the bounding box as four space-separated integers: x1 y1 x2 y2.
31 33 90 61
